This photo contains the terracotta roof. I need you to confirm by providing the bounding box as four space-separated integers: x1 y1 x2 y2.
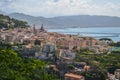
65 73 83 79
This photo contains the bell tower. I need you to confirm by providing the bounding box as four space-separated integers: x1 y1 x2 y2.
33 24 36 34
40 24 45 32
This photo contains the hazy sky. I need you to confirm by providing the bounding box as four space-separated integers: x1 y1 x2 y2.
0 0 120 17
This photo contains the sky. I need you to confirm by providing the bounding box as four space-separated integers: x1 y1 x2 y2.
0 0 120 17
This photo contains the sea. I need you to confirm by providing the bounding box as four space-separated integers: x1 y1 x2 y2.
48 27 120 42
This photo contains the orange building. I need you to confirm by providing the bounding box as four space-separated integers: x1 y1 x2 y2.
65 73 85 80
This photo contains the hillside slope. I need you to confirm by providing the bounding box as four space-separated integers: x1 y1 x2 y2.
0 14 29 29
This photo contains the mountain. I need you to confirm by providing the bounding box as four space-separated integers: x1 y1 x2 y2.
9 13 62 29
8 13 120 29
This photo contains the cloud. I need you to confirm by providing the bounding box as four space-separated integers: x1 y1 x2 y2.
1 0 120 17
0 0 15 10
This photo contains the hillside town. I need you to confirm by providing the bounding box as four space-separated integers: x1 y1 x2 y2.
0 24 113 59
0 24 120 80
0 24 112 54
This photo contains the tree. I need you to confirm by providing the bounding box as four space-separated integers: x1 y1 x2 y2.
107 65 120 74
0 49 59 80
99 38 113 41
82 69 107 80
67 64 74 70
115 41 120 47
34 39 41 45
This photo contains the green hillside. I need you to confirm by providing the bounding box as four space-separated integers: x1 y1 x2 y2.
0 42 58 80
0 14 29 29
